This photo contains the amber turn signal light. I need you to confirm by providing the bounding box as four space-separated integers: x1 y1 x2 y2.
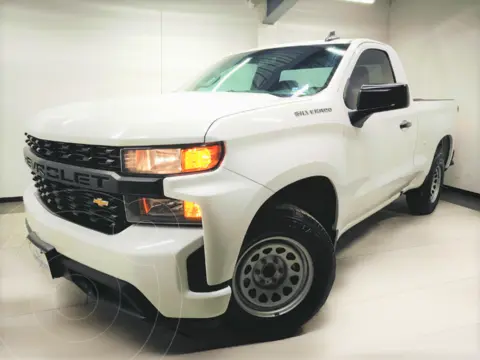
181 144 222 173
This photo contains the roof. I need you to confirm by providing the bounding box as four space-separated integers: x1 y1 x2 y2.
244 38 386 53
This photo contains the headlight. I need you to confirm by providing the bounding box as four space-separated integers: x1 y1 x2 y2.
125 196 202 225
122 143 224 175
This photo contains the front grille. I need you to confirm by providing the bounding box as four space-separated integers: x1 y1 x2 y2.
25 134 121 172
34 176 130 235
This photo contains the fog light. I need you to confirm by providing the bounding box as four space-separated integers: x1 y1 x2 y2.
184 201 202 220
124 196 202 225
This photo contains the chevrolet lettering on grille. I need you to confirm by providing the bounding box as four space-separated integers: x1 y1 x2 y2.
23 144 115 191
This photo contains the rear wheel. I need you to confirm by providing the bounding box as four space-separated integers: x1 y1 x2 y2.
226 204 335 334
406 150 445 215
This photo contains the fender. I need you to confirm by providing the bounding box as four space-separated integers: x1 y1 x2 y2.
260 163 345 234
262 162 341 193
163 167 274 285
410 132 454 191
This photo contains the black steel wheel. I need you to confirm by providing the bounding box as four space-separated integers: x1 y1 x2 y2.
407 150 445 215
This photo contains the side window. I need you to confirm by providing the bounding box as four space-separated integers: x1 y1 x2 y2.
344 49 396 109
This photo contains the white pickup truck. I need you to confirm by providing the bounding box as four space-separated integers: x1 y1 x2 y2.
24 37 456 333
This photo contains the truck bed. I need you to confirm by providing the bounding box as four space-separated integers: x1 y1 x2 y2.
411 99 457 172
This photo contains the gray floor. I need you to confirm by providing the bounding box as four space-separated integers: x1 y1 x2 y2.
0 201 24 215
0 191 479 359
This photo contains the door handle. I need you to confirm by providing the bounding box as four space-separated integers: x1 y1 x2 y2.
400 120 412 130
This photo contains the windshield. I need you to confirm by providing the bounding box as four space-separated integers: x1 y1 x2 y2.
184 44 349 97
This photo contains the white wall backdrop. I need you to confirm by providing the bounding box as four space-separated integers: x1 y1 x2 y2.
160 10 258 93
389 0 480 194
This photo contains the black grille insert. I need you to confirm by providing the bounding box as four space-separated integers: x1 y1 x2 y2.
34 175 130 235
26 134 121 172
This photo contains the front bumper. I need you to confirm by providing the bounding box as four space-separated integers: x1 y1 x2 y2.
24 184 231 319
26 222 160 321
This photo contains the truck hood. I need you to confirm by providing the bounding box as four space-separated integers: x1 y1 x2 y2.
26 92 294 146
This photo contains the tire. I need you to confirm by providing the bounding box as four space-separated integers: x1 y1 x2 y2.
406 150 445 215
225 204 336 334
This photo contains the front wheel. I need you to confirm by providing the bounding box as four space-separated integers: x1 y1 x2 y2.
225 204 335 334
406 151 445 215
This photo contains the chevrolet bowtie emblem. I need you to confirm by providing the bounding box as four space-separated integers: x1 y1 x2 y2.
93 198 109 207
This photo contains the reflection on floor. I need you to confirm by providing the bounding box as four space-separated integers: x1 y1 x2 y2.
0 192 479 359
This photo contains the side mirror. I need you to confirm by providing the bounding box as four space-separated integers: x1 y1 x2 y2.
349 83 410 128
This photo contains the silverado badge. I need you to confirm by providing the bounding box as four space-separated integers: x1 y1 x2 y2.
93 198 109 207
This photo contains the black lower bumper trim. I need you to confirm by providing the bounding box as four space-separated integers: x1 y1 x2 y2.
26 220 159 321
64 260 158 321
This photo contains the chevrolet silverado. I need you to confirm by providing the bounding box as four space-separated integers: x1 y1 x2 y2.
24 37 456 333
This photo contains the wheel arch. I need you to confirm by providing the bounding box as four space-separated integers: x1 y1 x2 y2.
438 134 454 168
245 175 340 243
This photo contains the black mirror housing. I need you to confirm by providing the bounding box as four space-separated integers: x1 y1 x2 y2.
350 83 410 128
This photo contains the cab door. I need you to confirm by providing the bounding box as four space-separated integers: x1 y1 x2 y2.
343 46 417 224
